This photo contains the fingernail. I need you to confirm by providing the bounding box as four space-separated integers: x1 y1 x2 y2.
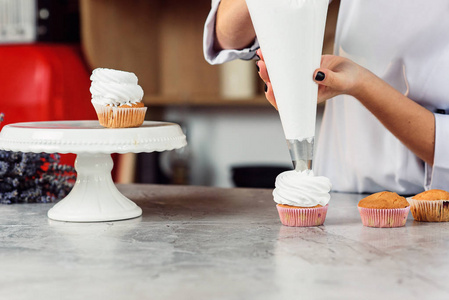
256 61 260 72
264 83 268 93
315 71 325 81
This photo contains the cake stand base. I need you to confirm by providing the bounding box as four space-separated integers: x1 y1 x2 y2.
48 153 142 222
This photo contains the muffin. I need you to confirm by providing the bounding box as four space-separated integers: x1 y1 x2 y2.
358 191 410 228
408 189 449 222
90 68 147 128
273 170 332 227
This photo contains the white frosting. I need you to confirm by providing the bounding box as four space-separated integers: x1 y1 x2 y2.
273 170 332 207
245 0 328 140
90 68 144 107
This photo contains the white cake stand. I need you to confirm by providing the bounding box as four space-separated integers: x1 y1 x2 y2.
0 121 187 222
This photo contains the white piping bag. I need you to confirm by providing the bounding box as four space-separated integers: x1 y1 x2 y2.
246 0 328 171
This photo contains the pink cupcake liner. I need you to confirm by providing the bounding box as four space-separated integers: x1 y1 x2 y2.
276 204 328 227
408 198 449 222
358 206 410 228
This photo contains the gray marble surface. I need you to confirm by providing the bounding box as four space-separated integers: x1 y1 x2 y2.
1 184 449 300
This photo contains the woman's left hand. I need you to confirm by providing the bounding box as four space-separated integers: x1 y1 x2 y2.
313 54 364 103
256 49 365 106
255 48 435 165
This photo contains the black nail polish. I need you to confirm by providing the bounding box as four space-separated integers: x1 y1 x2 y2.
315 71 325 81
264 83 268 93
256 61 260 72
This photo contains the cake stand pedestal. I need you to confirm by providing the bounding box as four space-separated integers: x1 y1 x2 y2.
0 121 187 222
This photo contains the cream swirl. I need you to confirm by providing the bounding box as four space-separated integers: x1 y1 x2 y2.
273 170 332 207
90 68 144 106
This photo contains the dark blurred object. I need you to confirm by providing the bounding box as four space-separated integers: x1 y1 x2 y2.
0 0 80 44
232 165 291 189
37 0 80 42
0 151 76 204
158 122 191 185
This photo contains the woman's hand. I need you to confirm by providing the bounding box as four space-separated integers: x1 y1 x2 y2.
313 55 364 102
255 49 435 166
255 49 364 107
255 49 277 108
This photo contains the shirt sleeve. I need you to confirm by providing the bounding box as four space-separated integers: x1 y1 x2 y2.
203 0 259 65
425 113 449 190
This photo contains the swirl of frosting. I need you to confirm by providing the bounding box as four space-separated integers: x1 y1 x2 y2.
273 170 332 207
90 68 144 106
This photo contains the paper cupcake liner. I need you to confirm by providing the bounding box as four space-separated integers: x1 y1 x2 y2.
408 198 449 222
358 206 410 228
93 103 147 128
276 204 328 227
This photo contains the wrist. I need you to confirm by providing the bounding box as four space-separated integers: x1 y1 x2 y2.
348 66 378 101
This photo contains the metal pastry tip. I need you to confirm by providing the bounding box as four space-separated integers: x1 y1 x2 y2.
287 138 314 172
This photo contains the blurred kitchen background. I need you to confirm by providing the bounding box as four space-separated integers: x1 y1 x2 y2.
0 0 339 188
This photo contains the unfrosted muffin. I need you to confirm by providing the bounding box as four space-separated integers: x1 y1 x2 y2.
90 68 147 128
412 189 449 200
273 170 332 227
409 189 449 222
358 191 410 228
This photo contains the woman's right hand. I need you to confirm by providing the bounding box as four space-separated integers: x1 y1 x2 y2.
255 49 277 109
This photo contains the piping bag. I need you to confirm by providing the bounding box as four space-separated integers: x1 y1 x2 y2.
246 0 328 171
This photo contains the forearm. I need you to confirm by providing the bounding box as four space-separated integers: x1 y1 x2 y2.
352 70 435 165
214 0 256 51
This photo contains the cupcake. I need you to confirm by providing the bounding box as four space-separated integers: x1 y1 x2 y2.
408 189 449 222
90 68 147 128
357 191 410 228
273 170 332 227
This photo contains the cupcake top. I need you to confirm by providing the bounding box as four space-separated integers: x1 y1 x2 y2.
90 68 144 107
412 189 449 200
273 170 332 207
358 191 409 209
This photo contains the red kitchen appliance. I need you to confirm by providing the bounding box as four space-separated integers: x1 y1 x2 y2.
0 44 96 168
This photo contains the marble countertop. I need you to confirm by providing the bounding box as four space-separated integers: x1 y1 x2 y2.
1 184 449 300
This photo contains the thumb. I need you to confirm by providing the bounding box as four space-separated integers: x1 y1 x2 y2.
313 69 345 90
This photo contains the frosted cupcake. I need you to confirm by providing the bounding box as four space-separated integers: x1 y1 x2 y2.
358 191 410 228
409 189 449 222
273 170 332 227
90 68 147 128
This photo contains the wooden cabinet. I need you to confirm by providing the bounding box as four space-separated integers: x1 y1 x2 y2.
79 0 339 107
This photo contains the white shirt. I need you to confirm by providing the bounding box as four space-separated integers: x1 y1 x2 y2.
203 0 449 194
